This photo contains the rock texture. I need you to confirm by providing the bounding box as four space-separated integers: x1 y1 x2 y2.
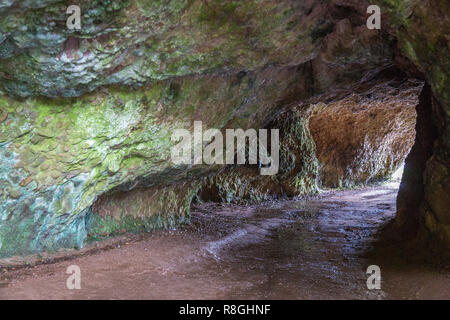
197 107 319 204
0 66 324 256
309 75 421 188
0 0 380 98
0 0 448 256
373 0 450 248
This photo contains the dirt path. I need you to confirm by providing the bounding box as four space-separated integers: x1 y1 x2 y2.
0 184 449 299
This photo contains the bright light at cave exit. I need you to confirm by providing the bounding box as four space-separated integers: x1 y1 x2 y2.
384 162 405 189
392 162 405 181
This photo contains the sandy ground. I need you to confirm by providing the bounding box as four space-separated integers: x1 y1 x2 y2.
0 184 449 299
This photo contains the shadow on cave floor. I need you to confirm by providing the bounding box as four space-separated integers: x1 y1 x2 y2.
0 184 449 299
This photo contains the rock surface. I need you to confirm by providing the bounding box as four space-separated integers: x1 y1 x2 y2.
0 0 448 256
309 75 421 188
374 0 450 248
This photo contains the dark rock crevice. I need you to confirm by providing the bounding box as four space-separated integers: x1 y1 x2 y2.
395 84 438 238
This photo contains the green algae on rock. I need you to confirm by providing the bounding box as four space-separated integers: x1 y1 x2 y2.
197 108 320 204
0 0 449 257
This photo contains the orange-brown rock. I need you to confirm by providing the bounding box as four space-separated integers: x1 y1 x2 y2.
309 79 422 188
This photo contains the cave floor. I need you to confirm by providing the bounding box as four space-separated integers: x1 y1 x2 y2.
0 185 449 299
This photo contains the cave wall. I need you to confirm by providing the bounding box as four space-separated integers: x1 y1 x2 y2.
196 107 319 205
90 180 201 238
309 75 421 188
373 0 450 247
0 0 448 256
395 84 449 247
0 65 324 257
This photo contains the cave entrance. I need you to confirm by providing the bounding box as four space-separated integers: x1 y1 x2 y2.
190 69 425 272
184 76 425 298
195 70 422 215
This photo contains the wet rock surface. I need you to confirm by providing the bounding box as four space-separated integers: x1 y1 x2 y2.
0 0 387 98
0 0 448 257
1 186 449 299
0 0 399 256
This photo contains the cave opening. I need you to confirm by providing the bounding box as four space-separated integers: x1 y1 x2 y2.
193 67 423 240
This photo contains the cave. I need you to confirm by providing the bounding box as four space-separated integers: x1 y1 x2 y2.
0 0 448 300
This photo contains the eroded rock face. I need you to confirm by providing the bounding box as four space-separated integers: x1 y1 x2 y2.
0 0 448 256
309 75 421 188
197 107 319 204
90 181 200 237
395 84 450 248
0 66 324 256
0 0 379 98
373 0 450 248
